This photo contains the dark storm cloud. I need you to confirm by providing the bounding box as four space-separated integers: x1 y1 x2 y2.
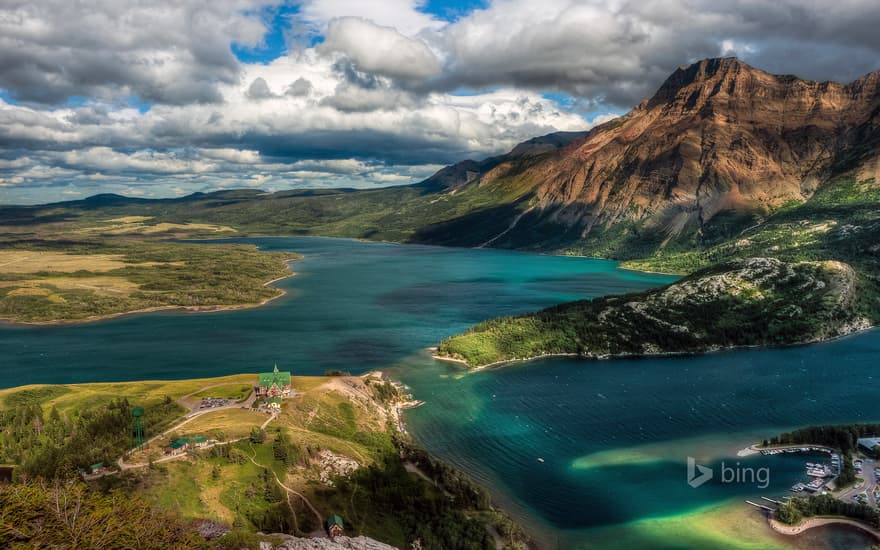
237 128 474 166
424 0 880 108
0 0 268 105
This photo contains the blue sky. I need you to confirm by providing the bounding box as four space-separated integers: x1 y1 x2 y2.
1 0 878 204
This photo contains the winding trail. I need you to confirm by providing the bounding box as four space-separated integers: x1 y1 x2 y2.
247 445 323 526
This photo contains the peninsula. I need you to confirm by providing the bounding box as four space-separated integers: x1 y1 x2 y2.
0 371 528 549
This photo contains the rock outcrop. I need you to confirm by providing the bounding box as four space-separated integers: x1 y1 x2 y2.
260 535 397 550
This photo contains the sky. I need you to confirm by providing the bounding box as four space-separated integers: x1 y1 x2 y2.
1 1 880 205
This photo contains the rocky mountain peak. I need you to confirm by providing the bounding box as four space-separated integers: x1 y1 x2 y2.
651 57 752 101
429 58 880 252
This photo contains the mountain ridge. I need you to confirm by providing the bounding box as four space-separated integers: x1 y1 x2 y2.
439 57 880 254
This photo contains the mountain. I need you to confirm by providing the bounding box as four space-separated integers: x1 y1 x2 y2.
430 58 880 365
5 58 880 259
418 58 880 254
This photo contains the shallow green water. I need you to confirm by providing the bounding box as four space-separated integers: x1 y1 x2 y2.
2 237 878 549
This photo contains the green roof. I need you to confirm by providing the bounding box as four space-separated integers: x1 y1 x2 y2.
258 364 291 388
191 435 208 443
268 397 282 404
167 439 188 449
89 463 103 470
325 514 344 528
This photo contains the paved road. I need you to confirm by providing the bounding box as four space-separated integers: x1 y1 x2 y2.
837 457 877 505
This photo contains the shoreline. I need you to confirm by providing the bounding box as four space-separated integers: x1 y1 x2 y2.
431 351 581 371
432 322 877 370
0 268 297 328
617 263 686 276
365 371 538 548
768 517 880 540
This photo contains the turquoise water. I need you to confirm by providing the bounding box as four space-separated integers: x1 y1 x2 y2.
2 237 879 548
0 237 674 385
396 342 880 547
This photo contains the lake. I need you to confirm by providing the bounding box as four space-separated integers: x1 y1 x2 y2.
1 236 878 549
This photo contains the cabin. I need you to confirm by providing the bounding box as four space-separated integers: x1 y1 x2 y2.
163 438 189 456
256 365 292 398
163 435 209 455
325 514 344 538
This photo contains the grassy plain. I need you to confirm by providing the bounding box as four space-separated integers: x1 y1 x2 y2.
0 374 257 416
173 409 268 441
0 238 297 323
188 383 254 402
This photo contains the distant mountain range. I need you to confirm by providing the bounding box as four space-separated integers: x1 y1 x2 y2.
11 57 879 259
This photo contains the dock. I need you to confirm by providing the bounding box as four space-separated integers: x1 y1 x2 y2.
746 500 775 512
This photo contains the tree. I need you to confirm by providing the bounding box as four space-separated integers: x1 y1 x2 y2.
776 500 803 525
249 427 265 444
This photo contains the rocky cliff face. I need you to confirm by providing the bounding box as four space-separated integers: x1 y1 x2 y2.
438 58 880 252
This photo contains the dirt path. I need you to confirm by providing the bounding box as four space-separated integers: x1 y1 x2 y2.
246 446 323 527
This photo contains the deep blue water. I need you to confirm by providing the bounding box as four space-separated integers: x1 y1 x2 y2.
2 236 878 549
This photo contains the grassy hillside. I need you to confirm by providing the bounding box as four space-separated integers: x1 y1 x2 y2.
0 482 206 548
0 174 533 243
0 374 529 550
437 258 870 367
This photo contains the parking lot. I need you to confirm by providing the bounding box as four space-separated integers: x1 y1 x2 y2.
838 457 878 506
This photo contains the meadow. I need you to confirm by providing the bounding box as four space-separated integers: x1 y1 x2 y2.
0 217 298 323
